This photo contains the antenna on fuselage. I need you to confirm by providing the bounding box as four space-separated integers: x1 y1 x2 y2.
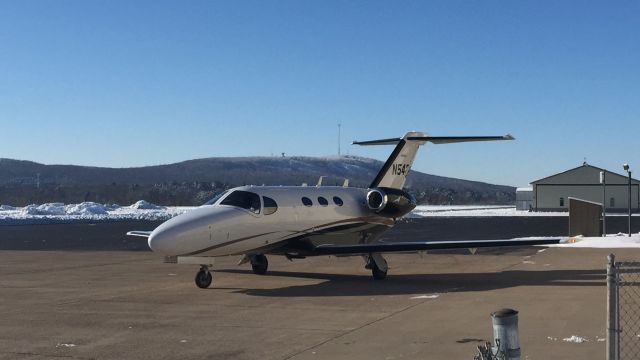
316 176 325 187
343 179 349 187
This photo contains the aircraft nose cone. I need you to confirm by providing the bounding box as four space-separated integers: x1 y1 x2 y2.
148 227 175 255
147 206 232 255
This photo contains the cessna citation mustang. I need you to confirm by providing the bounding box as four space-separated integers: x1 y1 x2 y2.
128 131 561 289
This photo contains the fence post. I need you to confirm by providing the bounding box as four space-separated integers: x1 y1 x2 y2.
491 308 520 360
607 254 618 360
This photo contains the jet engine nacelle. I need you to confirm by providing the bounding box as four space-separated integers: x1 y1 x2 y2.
366 187 417 218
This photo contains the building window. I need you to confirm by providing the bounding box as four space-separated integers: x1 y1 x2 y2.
559 197 564 207
610 197 615 208
333 196 344 206
263 196 278 215
301 197 312 207
318 197 329 206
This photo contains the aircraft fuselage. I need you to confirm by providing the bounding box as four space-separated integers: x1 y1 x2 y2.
148 185 401 258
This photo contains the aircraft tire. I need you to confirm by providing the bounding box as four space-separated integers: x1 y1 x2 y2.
251 254 268 275
195 270 213 288
371 264 387 280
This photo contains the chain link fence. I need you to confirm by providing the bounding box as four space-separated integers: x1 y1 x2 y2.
607 256 640 360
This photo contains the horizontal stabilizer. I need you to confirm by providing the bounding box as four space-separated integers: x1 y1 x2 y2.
352 137 403 146
407 134 514 144
310 237 563 256
126 231 153 238
352 134 514 146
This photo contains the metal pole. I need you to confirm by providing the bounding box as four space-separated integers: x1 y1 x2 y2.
607 254 618 360
602 171 607 237
491 309 520 360
629 171 632 237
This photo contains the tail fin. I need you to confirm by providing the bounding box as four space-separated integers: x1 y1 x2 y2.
353 131 514 189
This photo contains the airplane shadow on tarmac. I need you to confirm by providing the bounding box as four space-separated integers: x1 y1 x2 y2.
216 268 605 297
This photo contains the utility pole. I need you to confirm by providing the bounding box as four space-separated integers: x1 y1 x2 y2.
337 121 341 156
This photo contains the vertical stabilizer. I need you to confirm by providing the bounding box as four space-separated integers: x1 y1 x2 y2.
354 131 427 189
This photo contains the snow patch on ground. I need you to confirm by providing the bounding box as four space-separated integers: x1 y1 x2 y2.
0 201 194 224
550 234 640 248
563 335 588 343
409 205 640 218
56 343 77 348
130 200 165 210
410 294 440 300
408 205 568 218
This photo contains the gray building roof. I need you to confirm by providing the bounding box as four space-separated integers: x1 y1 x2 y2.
531 163 640 185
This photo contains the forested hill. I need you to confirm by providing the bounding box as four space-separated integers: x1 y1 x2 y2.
0 156 515 206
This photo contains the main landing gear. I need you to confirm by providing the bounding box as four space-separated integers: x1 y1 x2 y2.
195 265 213 289
365 253 388 280
250 254 269 275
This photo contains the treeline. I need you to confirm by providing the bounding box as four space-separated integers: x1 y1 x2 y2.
0 156 515 206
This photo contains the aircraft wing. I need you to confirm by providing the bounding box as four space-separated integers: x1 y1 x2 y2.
126 231 153 238
310 237 563 256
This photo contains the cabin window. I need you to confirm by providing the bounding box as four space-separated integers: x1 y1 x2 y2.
263 196 278 215
203 190 228 205
610 197 615 208
333 196 344 206
301 197 312 207
559 197 564 207
220 190 261 214
318 197 329 206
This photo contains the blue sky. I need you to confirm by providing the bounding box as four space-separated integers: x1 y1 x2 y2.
1 1 638 187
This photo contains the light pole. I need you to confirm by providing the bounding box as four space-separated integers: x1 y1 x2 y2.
624 164 631 237
601 171 606 237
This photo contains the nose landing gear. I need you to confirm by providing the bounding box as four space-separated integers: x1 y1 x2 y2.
250 254 269 275
195 265 213 289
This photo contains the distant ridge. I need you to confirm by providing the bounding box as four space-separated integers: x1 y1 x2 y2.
0 156 515 206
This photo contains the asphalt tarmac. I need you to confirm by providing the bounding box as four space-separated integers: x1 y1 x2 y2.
0 246 635 360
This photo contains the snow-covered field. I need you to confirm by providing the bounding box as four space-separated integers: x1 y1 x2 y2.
410 205 640 218
0 201 194 224
409 205 567 217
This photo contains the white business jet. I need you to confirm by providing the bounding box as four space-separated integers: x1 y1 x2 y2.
128 131 559 288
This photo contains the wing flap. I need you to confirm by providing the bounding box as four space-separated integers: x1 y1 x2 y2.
312 238 563 255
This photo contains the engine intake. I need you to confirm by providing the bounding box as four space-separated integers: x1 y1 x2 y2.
366 187 417 218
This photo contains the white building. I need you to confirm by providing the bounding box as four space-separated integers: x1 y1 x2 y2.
531 163 640 212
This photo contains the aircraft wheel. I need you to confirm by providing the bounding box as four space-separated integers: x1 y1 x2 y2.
371 263 387 280
195 268 213 289
251 254 268 275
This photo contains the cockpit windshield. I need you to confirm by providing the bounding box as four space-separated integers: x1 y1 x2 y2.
203 190 229 206
219 190 261 214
